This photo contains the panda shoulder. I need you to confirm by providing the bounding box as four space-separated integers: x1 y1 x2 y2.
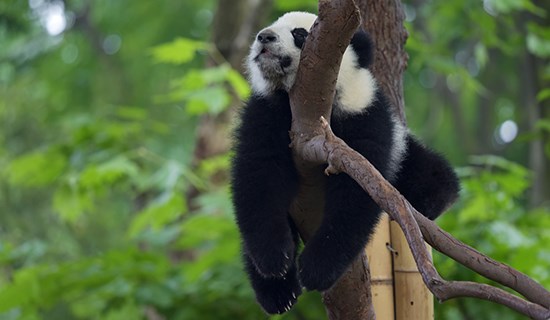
335 32 378 115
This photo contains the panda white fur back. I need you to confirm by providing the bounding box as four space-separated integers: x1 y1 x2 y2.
231 11 460 315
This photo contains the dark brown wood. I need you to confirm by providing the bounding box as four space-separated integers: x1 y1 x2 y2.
359 0 409 123
322 254 376 320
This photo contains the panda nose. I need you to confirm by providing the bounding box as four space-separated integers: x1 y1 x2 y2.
257 31 278 44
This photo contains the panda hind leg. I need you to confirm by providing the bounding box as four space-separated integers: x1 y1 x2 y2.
244 219 302 314
393 135 460 220
298 172 382 291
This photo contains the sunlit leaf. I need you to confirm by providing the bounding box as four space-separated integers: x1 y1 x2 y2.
52 184 93 222
488 221 534 248
128 192 187 238
150 38 208 64
79 156 139 189
227 69 250 99
535 119 550 132
185 87 230 115
155 64 246 115
7 150 67 187
536 89 550 102
116 106 148 120
474 42 488 68
527 33 550 58
485 0 544 15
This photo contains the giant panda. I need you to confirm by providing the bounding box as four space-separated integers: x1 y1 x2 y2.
230 11 459 314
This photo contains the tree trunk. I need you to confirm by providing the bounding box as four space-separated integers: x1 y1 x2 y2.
193 0 274 163
288 0 411 318
359 0 408 123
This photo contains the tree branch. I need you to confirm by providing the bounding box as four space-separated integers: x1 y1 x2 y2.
415 212 550 309
300 116 550 320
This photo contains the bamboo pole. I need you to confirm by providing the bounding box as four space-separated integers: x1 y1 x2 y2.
365 214 395 320
390 221 434 320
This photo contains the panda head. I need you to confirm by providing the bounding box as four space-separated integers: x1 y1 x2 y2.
247 11 378 114
247 12 317 95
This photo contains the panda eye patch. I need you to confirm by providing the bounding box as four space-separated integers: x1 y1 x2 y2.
291 28 308 48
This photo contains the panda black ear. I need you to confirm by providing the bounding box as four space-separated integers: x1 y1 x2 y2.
349 30 374 69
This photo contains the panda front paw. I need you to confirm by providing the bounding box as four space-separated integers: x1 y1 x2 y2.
247 238 295 278
246 254 302 314
253 269 302 314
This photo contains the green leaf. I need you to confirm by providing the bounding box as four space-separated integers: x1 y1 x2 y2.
150 38 208 64
79 156 139 189
7 150 67 187
227 69 250 99
155 64 246 115
116 106 148 120
526 23 550 57
128 192 187 238
52 184 93 222
103 301 143 320
485 0 544 15
469 155 529 179
474 42 488 69
178 213 239 281
536 88 550 102
185 87 230 115
536 119 550 132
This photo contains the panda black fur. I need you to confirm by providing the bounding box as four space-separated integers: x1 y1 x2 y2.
231 11 459 314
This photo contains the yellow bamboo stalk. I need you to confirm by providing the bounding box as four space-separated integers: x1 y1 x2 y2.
365 214 395 320
390 220 434 320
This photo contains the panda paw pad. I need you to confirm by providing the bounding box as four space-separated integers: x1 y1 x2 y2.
255 279 301 314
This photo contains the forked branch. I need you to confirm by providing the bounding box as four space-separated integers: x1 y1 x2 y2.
294 116 550 320
287 0 550 318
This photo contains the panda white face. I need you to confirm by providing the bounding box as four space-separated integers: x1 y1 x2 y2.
247 12 317 95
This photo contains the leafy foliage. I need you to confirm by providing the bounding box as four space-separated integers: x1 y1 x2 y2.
435 156 550 319
0 0 549 319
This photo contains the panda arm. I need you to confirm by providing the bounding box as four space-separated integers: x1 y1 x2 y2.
231 93 299 277
350 30 375 69
393 135 460 219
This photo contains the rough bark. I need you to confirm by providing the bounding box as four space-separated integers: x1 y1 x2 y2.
359 0 408 123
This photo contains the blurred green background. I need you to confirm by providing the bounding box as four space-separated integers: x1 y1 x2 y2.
1 0 549 319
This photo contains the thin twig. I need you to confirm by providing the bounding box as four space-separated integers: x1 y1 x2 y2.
415 212 550 309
